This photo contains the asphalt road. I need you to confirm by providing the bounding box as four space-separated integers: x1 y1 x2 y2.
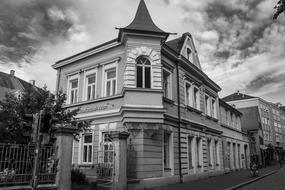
147 165 282 190
237 168 285 190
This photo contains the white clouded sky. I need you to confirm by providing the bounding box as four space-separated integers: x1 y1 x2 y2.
0 0 284 104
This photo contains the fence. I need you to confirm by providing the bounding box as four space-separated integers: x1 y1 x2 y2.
0 143 57 187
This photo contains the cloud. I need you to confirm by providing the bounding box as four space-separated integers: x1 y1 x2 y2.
0 0 284 105
0 0 77 65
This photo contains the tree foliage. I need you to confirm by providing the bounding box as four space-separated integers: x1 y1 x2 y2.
0 87 90 144
273 0 285 19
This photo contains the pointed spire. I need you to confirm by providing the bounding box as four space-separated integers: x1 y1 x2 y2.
121 0 167 34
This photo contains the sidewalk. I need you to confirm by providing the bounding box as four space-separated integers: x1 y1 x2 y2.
147 165 283 190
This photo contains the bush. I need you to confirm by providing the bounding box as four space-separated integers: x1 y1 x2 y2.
71 169 87 185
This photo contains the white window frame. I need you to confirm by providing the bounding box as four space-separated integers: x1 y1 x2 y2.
81 131 94 164
193 86 200 110
136 56 152 89
162 68 172 99
67 74 79 104
211 97 217 118
185 81 192 106
188 136 194 170
163 131 174 175
102 62 118 97
84 68 97 101
205 94 211 116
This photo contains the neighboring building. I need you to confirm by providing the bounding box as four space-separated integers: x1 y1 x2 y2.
0 70 38 101
52 0 249 188
219 99 250 172
223 92 285 166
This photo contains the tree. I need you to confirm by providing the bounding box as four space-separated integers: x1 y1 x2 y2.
273 0 285 19
0 86 90 144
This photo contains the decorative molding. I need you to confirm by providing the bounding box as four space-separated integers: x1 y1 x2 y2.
124 46 162 89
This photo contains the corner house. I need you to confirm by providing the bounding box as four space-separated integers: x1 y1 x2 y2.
52 0 249 189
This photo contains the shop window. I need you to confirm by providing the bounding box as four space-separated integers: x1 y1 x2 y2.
136 56 151 88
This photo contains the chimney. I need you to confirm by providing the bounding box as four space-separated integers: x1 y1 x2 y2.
29 80 35 86
10 70 15 77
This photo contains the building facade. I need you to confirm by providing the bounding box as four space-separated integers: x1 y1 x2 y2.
223 92 285 166
219 99 250 172
53 0 249 188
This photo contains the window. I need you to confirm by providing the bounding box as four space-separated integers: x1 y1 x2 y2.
188 136 193 169
211 98 217 118
185 82 192 106
101 133 114 163
69 78 78 104
193 87 200 110
186 48 192 60
85 73 96 100
196 138 202 167
163 69 172 99
163 132 171 169
136 56 151 88
205 94 211 115
215 141 219 166
104 67 117 97
207 139 212 166
82 133 93 163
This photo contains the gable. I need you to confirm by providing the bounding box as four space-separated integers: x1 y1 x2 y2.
179 34 202 70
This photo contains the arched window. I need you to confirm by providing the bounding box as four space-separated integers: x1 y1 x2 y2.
136 56 151 88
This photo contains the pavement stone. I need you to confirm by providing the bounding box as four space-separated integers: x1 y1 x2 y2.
147 165 283 190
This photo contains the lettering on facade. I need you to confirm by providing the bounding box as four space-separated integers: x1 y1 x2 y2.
79 104 111 113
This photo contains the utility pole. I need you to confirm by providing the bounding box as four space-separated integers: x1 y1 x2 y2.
31 111 42 190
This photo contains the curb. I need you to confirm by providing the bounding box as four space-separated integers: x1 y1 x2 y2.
224 169 282 190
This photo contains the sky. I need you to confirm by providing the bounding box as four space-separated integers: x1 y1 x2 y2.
0 0 285 104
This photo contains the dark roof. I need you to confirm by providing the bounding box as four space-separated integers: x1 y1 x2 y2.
165 32 191 54
0 71 42 101
122 0 166 33
222 92 256 102
280 106 285 113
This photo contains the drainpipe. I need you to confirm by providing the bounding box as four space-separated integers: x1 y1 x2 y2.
176 61 183 183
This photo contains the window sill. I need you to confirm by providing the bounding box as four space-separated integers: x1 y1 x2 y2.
77 163 95 168
186 106 202 114
205 114 218 122
163 96 174 104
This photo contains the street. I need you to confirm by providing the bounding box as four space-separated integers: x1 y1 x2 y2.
147 165 283 190
238 168 285 190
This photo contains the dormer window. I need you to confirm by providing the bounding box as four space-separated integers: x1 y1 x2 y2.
187 48 192 60
136 56 151 88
